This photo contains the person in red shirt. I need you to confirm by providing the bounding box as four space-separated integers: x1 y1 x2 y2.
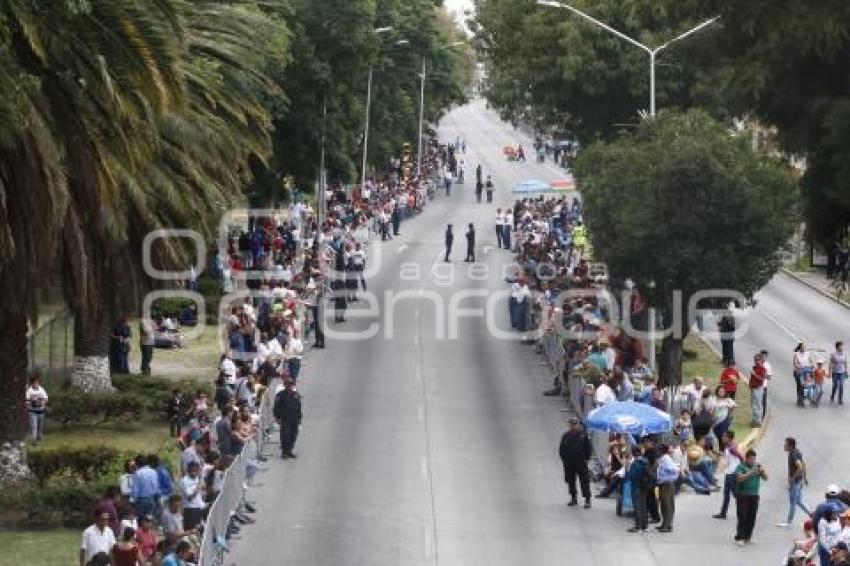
134 515 158 562
719 360 744 400
813 361 829 407
749 355 768 427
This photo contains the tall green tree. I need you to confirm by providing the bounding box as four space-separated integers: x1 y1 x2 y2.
0 0 289 427
574 110 797 387
63 0 288 391
249 0 470 203
0 11 68 439
472 0 726 142
688 0 850 244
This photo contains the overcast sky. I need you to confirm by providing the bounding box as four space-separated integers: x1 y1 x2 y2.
444 0 474 33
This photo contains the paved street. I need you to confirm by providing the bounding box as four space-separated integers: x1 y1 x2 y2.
230 100 850 565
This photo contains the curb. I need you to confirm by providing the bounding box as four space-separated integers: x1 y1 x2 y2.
780 268 850 309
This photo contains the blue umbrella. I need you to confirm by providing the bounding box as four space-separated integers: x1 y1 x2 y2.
585 401 671 436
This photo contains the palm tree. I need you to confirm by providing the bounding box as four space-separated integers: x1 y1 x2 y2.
0 36 67 440
0 0 186 412
63 0 288 388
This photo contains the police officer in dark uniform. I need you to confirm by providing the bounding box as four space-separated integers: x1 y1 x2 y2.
273 379 302 459
333 246 347 322
465 223 475 262
444 224 453 262
558 417 592 508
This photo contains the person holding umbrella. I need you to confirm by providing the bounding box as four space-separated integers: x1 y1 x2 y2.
559 417 593 509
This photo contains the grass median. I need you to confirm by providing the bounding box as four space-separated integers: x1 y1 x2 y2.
681 333 752 442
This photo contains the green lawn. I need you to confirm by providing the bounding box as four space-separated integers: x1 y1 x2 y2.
681 333 753 442
34 419 178 460
0 529 78 566
127 319 222 379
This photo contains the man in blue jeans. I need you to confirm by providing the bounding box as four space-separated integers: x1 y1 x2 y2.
831 341 848 404
776 437 810 527
713 431 743 519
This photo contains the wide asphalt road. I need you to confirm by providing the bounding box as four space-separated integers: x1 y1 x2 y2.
229 99 850 565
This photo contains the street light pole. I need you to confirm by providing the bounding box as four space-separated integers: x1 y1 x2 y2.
537 0 719 117
359 26 397 193
360 65 373 193
416 41 463 178
416 56 425 178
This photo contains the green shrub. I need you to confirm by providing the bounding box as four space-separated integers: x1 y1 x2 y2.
150 296 195 319
49 390 145 425
27 446 122 488
0 482 108 528
112 374 210 416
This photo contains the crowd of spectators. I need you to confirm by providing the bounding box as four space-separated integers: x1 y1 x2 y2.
79 140 451 565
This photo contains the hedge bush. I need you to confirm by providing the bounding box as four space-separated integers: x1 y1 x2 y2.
27 446 122 488
112 375 211 416
0 481 109 528
49 389 146 425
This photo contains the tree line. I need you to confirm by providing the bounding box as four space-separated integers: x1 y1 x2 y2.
0 0 470 441
472 0 850 245
471 0 840 385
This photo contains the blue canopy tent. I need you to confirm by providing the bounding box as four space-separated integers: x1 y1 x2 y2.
585 401 671 436
511 179 552 193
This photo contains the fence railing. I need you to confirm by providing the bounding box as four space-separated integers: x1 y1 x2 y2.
28 310 74 387
199 377 279 566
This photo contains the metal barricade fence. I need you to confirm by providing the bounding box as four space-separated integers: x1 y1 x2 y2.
28 309 74 388
199 378 280 565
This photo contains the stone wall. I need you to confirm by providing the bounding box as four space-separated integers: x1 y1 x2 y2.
0 442 33 488
70 355 114 394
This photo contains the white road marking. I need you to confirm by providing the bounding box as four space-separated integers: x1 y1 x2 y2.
420 456 429 479
397 244 408 254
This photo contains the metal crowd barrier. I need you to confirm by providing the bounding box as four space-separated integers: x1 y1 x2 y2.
199 378 280 565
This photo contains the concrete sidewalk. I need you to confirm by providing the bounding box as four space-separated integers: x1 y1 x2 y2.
781 267 850 308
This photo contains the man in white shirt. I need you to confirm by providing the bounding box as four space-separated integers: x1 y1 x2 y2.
180 461 206 530
682 376 706 413
760 350 773 414
221 354 237 387
594 380 617 407
80 510 115 566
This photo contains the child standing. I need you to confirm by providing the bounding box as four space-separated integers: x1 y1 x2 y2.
813 361 829 407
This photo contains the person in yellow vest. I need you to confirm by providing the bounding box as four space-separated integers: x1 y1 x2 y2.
572 222 587 254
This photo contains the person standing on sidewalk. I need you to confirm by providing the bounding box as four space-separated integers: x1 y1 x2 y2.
749 354 768 427
273 379 302 459
831 341 847 405
558 418 592 509
760 349 773 417
655 443 681 533
465 223 476 263
495 209 505 249
714 430 743 520
734 449 768 546
719 312 736 364
444 224 453 263
777 437 810 528
793 343 813 408
626 446 652 533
